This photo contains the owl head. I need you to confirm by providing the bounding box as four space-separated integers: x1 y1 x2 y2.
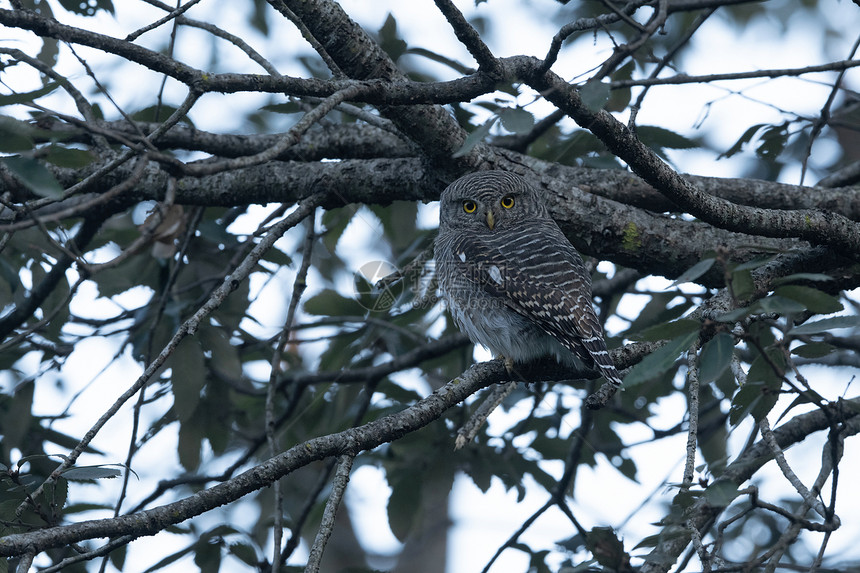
439 171 550 232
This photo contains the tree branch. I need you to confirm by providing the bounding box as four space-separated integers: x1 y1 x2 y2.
0 360 505 556
514 56 860 256
640 399 860 573
610 59 860 89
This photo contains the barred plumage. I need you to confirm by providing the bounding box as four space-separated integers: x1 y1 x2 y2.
435 171 622 390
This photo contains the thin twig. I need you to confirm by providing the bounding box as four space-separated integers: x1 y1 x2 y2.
757 417 837 525
454 381 516 449
14 193 327 517
0 47 108 150
0 156 148 233
799 32 860 184
682 342 701 489
611 59 860 89
540 0 648 73
40 535 136 573
481 404 593 573
125 0 204 42
268 0 343 77
433 0 501 78
180 84 366 176
628 7 716 130
686 519 712 573
304 455 355 573
267 215 316 573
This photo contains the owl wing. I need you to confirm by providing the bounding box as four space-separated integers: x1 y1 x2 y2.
448 230 623 389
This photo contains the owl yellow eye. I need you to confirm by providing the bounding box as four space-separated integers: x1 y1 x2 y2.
463 200 477 213
501 195 515 209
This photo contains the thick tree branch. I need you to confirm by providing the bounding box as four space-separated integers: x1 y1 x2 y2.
0 360 504 556
513 56 860 255
21 118 860 221
269 0 475 167
1 156 813 283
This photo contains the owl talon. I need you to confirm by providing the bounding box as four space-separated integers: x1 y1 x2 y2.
503 356 515 375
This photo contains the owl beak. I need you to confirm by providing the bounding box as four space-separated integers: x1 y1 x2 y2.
485 211 495 230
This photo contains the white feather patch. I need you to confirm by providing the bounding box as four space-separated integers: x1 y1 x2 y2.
488 264 503 285
458 251 466 263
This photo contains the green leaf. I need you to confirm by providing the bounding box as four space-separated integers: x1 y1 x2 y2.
791 342 836 358
756 123 789 159
747 346 785 385
132 104 192 125
698 332 734 384
177 411 204 471
58 0 114 15
170 338 206 422
228 542 259 567
671 258 715 286
624 329 699 386
732 255 774 272
0 82 60 107
729 347 784 425
729 268 754 301
703 480 739 508
775 285 843 315
0 116 35 152
44 145 96 168
1 157 63 199
37 37 59 74
637 125 698 151
789 315 860 335
586 527 629 570
719 123 767 159
624 292 691 337
452 117 496 158
303 288 368 317
60 466 122 480
607 61 634 112
387 470 422 541
199 326 242 379
579 80 610 112
757 295 806 315
546 128 606 166
773 273 834 285
499 107 535 134
45 478 68 517
405 47 475 75
260 102 303 114
378 13 408 62
320 205 357 254
63 502 114 513
635 318 700 342
729 380 779 425
109 544 127 571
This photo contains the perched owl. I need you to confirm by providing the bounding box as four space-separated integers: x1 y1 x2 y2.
435 170 622 391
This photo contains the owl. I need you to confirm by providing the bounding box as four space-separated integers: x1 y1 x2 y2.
435 170 623 392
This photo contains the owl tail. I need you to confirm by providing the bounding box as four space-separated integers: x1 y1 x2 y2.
575 335 623 409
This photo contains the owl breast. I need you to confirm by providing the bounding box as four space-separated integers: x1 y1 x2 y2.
437 254 578 365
